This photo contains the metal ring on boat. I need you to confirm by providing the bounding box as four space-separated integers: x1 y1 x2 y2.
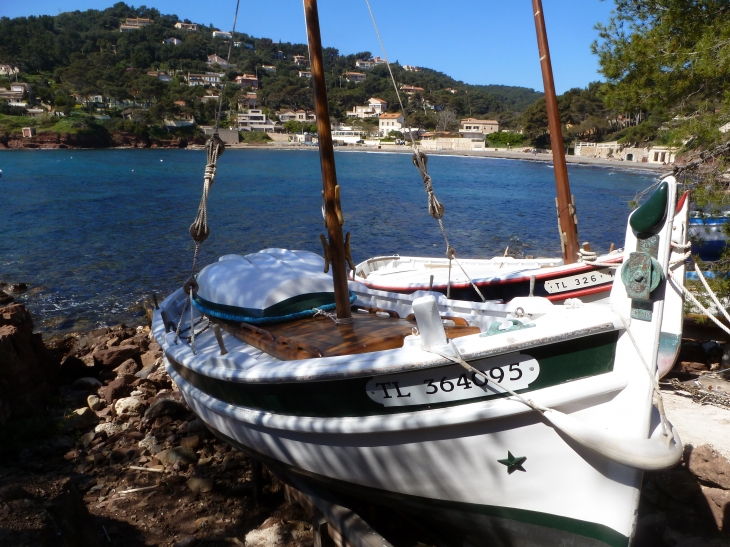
514 307 525 318
183 277 199 295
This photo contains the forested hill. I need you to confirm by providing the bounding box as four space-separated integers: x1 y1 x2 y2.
0 2 541 126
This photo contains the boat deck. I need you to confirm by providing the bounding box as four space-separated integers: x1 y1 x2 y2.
213 308 480 361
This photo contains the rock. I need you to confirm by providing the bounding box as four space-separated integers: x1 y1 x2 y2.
0 289 15 306
113 358 140 377
71 377 102 391
67 407 99 430
121 333 150 352
0 303 58 422
222 457 238 472
87 394 103 411
135 363 157 379
94 422 122 436
245 519 284 547
81 431 96 447
0 484 30 501
186 477 214 493
98 377 132 405
7 283 28 294
144 398 187 420
92 345 140 368
174 536 198 547
140 350 159 368
687 444 730 490
114 397 144 416
701 486 730 531
158 447 198 466
180 435 200 450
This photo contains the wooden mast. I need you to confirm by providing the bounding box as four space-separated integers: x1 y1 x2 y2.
303 0 352 320
532 0 579 265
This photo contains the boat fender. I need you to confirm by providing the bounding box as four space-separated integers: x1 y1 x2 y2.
412 296 448 350
541 408 682 471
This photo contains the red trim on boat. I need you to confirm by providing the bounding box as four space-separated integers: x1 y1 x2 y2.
545 284 611 301
360 257 623 292
676 191 689 214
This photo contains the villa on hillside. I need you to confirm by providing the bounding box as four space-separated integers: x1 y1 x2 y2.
379 112 404 136
459 118 499 138
120 18 152 31
212 30 232 39
345 72 366 83
163 37 182 45
403 65 420 72
0 64 19 76
206 54 235 69
355 59 375 69
238 92 258 110
261 65 277 73
401 85 424 95
238 109 282 132
293 55 308 66
346 97 388 119
234 74 259 89
298 71 312 78
175 22 199 31
186 72 224 86
147 71 173 82
574 141 677 164
278 109 316 123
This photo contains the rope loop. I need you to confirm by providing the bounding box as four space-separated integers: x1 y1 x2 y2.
446 246 457 260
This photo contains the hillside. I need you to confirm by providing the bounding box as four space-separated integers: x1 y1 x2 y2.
0 2 542 136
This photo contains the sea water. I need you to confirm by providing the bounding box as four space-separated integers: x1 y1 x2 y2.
0 148 658 334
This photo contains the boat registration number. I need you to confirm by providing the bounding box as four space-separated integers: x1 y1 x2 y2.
365 353 539 407
543 268 614 294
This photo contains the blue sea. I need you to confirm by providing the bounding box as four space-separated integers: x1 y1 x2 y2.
0 148 658 335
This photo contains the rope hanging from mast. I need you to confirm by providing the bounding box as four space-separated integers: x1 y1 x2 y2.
174 0 241 350
364 0 486 302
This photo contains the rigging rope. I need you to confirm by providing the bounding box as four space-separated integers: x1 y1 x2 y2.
174 0 240 346
364 0 485 301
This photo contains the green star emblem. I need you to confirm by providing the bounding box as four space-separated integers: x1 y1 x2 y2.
497 451 527 474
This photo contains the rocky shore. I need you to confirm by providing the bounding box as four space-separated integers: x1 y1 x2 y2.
0 298 728 546
0 130 200 150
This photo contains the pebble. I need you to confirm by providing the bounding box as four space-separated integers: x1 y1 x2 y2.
87 394 103 411
114 397 145 416
81 431 96 447
186 477 214 493
135 364 157 379
69 407 100 430
180 435 200 450
158 447 198 466
144 398 187 419
95 422 122 436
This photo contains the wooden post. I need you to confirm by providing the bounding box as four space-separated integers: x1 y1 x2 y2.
532 0 579 265
303 0 352 320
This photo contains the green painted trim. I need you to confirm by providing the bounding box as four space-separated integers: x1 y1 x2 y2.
629 181 668 234
210 427 630 547
193 291 336 319
171 331 618 417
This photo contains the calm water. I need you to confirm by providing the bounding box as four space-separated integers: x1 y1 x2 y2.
0 148 658 334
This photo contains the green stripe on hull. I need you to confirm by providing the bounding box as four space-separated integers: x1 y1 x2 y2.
209 426 629 547
170 331 618 417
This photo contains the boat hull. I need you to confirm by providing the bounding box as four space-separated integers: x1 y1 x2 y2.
167 356 639 547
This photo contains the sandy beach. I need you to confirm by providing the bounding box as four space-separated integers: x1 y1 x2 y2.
220 142 672 172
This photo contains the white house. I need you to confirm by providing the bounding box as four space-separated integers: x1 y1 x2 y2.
346 97 388 118
345 71 366 83
0 64 19 76
355 59 375 69
175 22 199 31
293 55 308 66
186 72 224 86
298 71 312 79
234 74 259 89
278 109 316 123
207 54 234 69
403 65 420 72
459 118 499 138
379 112 404 136
147 70 173 82
163 37 182 45
261 65 277 73
212 30 232 39
238 109 282 132
120 18 152 32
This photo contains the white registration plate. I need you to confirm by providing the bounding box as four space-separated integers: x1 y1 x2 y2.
365 353 539 407
543 268 615 294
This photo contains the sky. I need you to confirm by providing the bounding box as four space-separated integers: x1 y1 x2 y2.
0 0 617 94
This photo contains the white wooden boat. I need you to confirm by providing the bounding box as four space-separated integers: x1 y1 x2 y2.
153 2 689 544
154 176 689 546
353 251 623 304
